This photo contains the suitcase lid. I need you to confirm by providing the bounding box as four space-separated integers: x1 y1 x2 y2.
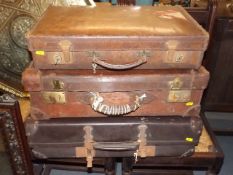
22 65 209 92
26 116 202 159
27 6 209 51
26 116 202 146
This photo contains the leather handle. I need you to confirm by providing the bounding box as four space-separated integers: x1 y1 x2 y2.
94 142 138 151
89 92 146 115
91 51 148 70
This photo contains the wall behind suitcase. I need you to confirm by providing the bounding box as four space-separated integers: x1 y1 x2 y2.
0 0 93 96
202 0 233 112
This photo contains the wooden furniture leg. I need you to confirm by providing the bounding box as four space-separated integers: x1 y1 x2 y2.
105 158 116 175
122 157 134 175
0 94 33 175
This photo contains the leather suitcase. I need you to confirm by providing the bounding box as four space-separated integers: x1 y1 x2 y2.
22 65 209 119
27 6 209 71
25 116 203 168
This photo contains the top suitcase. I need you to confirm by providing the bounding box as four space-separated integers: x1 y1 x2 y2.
27 5 209 71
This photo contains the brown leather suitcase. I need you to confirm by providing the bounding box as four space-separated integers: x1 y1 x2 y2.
25 116 203 168
27 6 209 71
22 65 209 119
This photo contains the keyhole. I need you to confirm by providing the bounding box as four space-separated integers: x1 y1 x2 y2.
175 55 184 63
54 53 62 65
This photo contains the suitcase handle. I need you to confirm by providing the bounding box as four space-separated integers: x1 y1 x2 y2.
91 51 148 70
94 142 139 151
89 92 146 115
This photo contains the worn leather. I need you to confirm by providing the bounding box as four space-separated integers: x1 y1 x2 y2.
22 65 209 119
27 6 209 70
23 66 209 92
25 116 202 158
29 6 207 36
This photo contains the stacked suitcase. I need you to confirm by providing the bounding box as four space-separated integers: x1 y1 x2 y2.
22 5 210 171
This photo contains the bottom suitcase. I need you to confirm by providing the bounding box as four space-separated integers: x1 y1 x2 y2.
25 116 203 167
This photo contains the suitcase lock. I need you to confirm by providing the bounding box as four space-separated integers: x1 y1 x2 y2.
52 40 72 64
169 77 183 89
166 40 184 63
168 77 191 102
42 92 66 104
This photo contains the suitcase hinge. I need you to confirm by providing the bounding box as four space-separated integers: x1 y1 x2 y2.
134 124 156 162
76 126 95 168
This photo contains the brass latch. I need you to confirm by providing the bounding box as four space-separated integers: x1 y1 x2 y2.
52 40 72 64
165 40 184 63
168 77 192 102
76 126 95 168
42 92 66 104
137 50 150 60
169 77 183 89
167 90 191 102
42 81 65 103
52 80 64 90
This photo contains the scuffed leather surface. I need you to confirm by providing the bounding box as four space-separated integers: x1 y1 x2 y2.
29 6 207 36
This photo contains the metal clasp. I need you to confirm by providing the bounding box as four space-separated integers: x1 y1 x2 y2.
175 54 184 63
167 90 191 102
88 51 100 74
42 92 66 104
169 77 183 90
54 52 62 65
138 50 150 61
52 80 64 90
165 40 184 64
168 78 191 102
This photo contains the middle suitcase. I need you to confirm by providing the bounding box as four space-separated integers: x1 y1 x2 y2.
23 66 209 119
